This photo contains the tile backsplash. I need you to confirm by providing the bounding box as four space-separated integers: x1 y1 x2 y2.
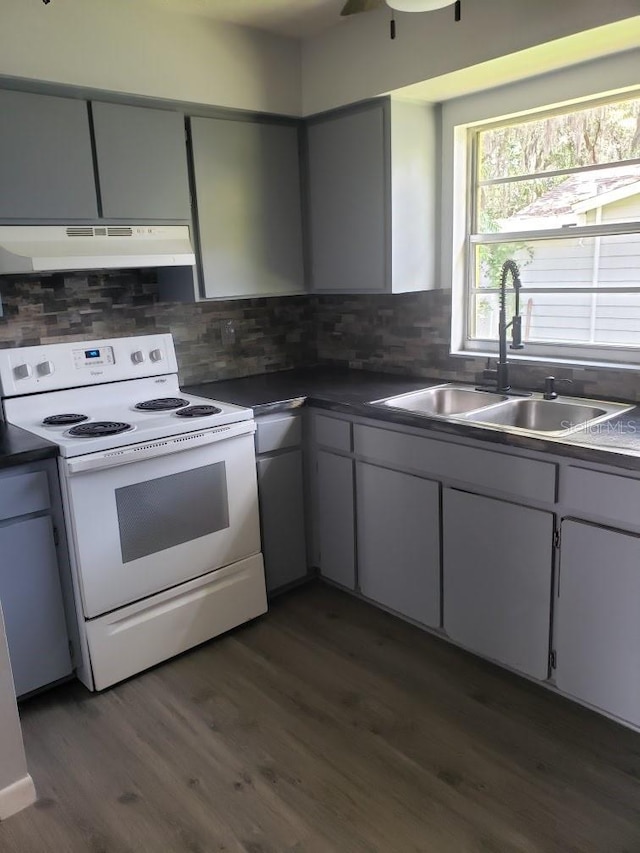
0 271 314 385
1 271 639 400
314 290 640 403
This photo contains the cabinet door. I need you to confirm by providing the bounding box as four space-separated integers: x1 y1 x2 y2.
357 462 440 627
92 102 191 220
307 102 387 292
0 89 97 220
257 450 308 593
316 450 355 589
190 117 304 298
443 489 554 679
555 520 640 727
0 515 72 696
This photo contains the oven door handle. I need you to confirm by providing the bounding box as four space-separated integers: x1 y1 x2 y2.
62 420 256 475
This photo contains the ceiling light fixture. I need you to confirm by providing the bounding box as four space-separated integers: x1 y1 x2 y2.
385 0 461 21
385 0 461 38
386 0 454 9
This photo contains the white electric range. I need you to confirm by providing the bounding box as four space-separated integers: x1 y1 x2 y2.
0 334 267 691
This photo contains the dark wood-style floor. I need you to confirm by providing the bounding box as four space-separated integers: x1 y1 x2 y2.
2 582 640 853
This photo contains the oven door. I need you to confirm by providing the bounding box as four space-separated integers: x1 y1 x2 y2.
59 422 262 619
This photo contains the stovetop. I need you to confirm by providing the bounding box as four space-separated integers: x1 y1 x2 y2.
2 375 253 457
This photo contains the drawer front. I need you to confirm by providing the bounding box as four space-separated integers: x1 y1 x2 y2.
255 414 302 455
86 554 267 691
354 424 556 504
0 470 51 521
314 413 352 453
563 466 640 528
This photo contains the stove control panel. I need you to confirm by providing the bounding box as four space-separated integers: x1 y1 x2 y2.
0 334 178 397
73 347 115 369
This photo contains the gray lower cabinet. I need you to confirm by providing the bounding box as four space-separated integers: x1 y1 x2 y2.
443 488 554 680
190 116 304 298
92 101 191 220
0 89 98 220
0 466 72 697
316 450 356 589
257 450 308 593
356 462 440 627
555 519 640 727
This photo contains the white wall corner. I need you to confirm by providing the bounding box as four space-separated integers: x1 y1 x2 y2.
389 97 437 292
0 775 36 822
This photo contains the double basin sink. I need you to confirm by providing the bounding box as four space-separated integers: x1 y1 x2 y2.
372 384 634 437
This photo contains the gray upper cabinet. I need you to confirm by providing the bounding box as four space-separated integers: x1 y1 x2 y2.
0 89 98 220
190 116 304 299
306 97 435 294
307 102 386 292
92 102 191 220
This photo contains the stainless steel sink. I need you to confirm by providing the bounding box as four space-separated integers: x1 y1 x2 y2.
373 385 508 416
462 396 633 435
371 383 634 437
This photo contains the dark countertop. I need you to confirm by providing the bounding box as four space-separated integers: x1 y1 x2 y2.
0 422 58 469
185 367 640 473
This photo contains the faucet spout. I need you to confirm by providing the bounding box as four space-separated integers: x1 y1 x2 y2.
481 259 525 394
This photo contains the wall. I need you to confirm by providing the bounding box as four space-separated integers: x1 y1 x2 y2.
0 0 301 115
314 291 640 403
2 0 638 119
0 272 315 386
302 0 640 114
0 605 35 820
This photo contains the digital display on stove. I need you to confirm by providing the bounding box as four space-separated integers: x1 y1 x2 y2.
73 345 115 368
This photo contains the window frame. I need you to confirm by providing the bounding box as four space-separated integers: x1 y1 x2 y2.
443 53 640 369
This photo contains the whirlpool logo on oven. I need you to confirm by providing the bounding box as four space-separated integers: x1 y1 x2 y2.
154 377 167 384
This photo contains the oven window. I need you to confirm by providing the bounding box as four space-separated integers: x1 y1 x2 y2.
115 462 229 563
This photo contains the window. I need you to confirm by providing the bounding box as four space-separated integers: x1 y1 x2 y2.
465 93 640 363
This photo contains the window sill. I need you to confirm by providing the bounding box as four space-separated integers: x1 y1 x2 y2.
450 348 640 372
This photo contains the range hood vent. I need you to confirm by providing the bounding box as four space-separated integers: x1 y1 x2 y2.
66 226 136 238
0 225 195 274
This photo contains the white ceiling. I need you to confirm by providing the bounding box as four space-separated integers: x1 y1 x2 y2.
137 0 358 39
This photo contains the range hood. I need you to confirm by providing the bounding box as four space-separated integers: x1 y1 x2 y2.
0 225 195 274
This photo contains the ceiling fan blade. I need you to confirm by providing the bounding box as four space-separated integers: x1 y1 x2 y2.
340 0 386 17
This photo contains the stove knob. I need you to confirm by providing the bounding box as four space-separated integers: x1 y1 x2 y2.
131 350 145 364
36 360 55 377
13 363 32 380
149 349 164 363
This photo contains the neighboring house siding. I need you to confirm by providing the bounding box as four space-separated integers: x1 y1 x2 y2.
480 193 640 345
595 194 640 224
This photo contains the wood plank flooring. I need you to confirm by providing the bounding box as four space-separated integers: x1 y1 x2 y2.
2 582 640 852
